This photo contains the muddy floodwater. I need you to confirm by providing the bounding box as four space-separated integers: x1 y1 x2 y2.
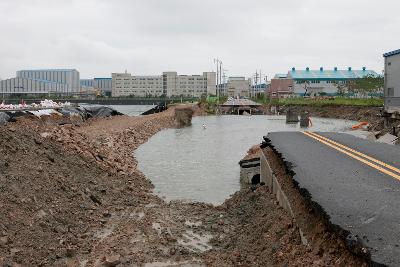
136 115 356 205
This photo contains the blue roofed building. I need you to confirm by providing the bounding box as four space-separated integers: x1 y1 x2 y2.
288 67 378 96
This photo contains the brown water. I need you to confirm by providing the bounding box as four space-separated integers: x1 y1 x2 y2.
136 115 356 205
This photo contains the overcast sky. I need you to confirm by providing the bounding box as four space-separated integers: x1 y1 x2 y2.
0 0 398 80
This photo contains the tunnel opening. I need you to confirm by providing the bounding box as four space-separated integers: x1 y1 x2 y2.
251 174 260 185
239 109 251 115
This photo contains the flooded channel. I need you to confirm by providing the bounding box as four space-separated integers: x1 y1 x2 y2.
136 115 356 205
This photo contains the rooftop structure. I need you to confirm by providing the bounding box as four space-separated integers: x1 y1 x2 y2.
219 97 262 115
288 67 377 80
383 49 400 58
221 98 261 106
274 74 289 79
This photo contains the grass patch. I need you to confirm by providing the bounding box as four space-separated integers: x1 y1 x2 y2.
269 97 383 107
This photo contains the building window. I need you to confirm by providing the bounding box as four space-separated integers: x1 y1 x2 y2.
387 87 394 97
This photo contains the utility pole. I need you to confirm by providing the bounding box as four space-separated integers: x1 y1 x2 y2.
254 70 260 98
213 58 219 101
222 69 228 98
219 61 222 101
213 58 223 103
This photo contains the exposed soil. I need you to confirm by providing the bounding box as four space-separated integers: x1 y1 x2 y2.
241 144 262 161
0 105 372 266
268 105 383 128
261 148 369 266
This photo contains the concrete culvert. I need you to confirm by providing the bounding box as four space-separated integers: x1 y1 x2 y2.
251 174 260 185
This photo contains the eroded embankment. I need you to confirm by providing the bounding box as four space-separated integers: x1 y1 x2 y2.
0 106 219 266
0 105 373 266
268 105 383 130
259 138 370 266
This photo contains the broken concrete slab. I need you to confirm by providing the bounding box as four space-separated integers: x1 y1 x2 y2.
377 133 398 145
0 112 10 125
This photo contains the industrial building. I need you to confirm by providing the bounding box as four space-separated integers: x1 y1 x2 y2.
383 49 400 111
112 71 216 97
269 74 294 98
17 69 80 93
269 67 378 97
80 79 94 88
253 82 269 95
217 77 252 97
225 77 252 97
0 77 69 95
80 78 112 96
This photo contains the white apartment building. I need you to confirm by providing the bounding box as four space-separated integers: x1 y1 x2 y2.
17 69 80 93
112 71 216 97
112 73 163 97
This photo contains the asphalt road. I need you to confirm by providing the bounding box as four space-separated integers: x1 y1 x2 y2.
267 131 400 266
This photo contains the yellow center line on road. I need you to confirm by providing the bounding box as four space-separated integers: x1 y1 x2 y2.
306 131 400 175
302 131 400 181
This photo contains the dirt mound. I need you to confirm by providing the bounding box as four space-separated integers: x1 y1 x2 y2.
174 106 194 127
0 120 149 266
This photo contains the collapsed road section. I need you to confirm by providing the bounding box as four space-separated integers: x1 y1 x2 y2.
263 131 400 266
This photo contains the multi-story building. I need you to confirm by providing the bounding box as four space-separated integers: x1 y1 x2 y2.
112 73 163 97
17 69 80 93
80 79 94 88
225 77 252 97
112 71 216 97
288 67 378 96
383 49 400 111
93 78 112 96
269 73 294 98
253 82 269 95
269 67 378 97
80 78 112 96
0 77 69 95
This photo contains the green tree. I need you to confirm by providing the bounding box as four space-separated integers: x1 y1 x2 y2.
333 81 347 96
348 74 384 97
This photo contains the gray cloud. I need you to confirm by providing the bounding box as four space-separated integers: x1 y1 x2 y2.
0 0 398 79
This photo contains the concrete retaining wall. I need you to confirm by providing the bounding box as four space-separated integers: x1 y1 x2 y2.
239 158 261 186
260 152 308 245
240 165 260 185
